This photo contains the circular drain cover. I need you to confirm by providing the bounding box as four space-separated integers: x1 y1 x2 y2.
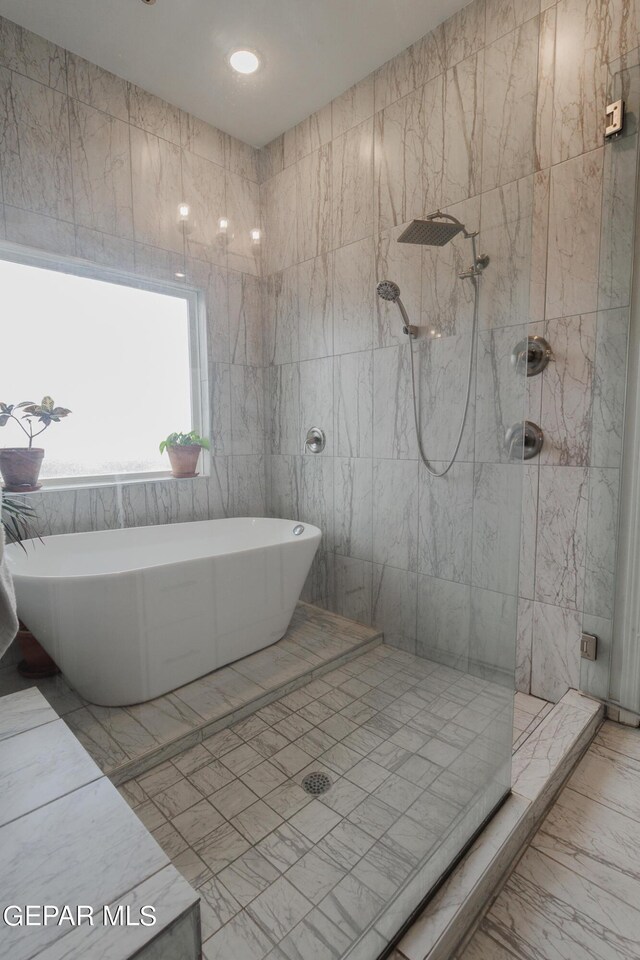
301 771 332 796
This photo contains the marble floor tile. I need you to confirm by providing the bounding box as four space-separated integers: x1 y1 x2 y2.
256 823 315 872
153 779 204 819
277 905 351 960
171 799 225 846
288 799 343 843
218 850 280 908
202 911 274 960
187 758 236 796
198 875 241 933
263 781 312 819
241 759 289 797
209 779 259 820
231 799 284 844
195 820 251 876
247 877 313 942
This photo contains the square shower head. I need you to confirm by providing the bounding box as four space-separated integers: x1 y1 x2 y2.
397 218 464 246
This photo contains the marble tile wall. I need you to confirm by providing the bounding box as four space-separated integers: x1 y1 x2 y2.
262 0 640 703
0 14 266 540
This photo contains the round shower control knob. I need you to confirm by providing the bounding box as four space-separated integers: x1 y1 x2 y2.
505 421 544 460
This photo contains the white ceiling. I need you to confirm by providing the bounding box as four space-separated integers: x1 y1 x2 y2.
0 0 466 146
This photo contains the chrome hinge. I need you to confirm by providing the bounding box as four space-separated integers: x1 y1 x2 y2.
580 632 598 661
605 99 625 139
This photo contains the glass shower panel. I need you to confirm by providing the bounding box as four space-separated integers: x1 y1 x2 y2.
582 52 640 706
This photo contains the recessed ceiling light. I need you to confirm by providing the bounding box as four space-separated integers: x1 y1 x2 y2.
229 49 260 75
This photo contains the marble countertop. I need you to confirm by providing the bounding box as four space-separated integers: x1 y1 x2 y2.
0 688 200 960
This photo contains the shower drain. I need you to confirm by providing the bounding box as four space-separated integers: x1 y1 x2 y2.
301 771 332 796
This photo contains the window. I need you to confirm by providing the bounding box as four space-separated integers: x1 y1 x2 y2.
0 250 206 485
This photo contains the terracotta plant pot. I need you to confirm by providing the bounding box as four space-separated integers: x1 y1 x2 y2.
17 622 60 679
167 444 201 478
0 447 45 492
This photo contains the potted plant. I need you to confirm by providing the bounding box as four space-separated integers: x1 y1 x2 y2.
1 494 59 678
0 397 71 492
160 431 210 478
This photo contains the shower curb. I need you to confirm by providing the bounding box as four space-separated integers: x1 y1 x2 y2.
106 632 382 786
392 689 604 960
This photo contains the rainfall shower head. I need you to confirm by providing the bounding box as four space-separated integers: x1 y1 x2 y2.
398 212 473 246
376 280 401 302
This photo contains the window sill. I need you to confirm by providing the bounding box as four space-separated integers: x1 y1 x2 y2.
16 472 209 494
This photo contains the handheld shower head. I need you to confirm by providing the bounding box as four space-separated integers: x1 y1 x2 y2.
376 280 401 302
376 280 416 337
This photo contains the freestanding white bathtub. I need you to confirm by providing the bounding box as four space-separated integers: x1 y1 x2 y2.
7 517 321 707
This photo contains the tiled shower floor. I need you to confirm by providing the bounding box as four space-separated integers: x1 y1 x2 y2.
117 641 519 959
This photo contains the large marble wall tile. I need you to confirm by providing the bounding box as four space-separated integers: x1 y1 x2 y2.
535 5 556 171
209 362 232 454
76 226 135 271
375 82 435 233
295 103 332 161
264 267 299 365
177 111 225 166
535 465 588 610
4 205 75 257
299 456 334 549
479 178 533 330
283 127 297 168
417 575 470 670
551 0 607 165
471 462 522 597
373 44 424 113
230 365 265 455
442 54 483 207
417 335 476 463
372 564 418 652
269 364 300 455
485 0 540 44
133 242 185 282
418 460 473 583
298 254 333 360
333 556 373 625
516 597 533 694
226 170 260 276
373 344 414 460
540 313 595 466
258 136 284 183
334 458 373 560
226 134 260 183
441 0 485 68
584 467 620 620
519 464 539 601
482 17 538 191
546 149 603 321
531 601 581 702
229 271 262 366
129 84 181 144
186 257 230 363
332 119 373 248
591 307 629 468
333 237 375 354
297 144 332 262
376 224 422 348
183 151 227 267
261 165 297 275
0 70 73 220
299 357 334 456
0 17 66 91
130 127 184 254
530 170 550 323
475 324 527 464
231 455 266 517
332 77 374 139
208 456 231 519
334 350 374 458
469 586 517 678
268 455 300 521
599 132 638 311
372 459 419 570
67 52 129 121
70 100 133 238
421 196 480 338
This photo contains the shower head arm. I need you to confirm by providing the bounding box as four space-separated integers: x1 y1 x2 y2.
425 211 477 239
